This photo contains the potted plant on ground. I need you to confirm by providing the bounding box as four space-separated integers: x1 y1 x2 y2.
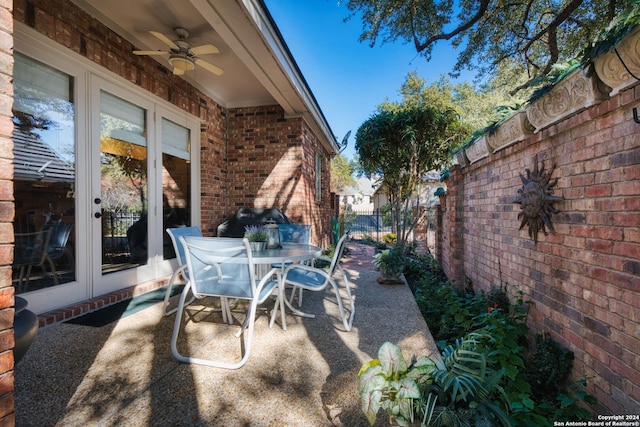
244 225 268 252
373 244 405 284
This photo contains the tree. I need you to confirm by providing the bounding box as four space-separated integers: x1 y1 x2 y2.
330 154 357 193
342 0 633 93
380 70 530 142
355 106 468 248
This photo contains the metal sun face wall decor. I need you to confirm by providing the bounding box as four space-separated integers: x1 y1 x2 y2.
513 155 563 244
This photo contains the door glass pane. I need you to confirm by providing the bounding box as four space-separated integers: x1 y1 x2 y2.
100 91 148 273
12 53 76 294
162 118 191 259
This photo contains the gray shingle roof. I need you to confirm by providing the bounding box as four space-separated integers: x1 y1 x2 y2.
13 129 74 182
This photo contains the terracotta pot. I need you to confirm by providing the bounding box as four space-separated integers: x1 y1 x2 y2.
464 135 489 164
486 110 534 153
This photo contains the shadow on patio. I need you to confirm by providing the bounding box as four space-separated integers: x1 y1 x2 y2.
14 242 438 426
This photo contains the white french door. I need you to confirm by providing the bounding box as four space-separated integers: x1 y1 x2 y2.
89 77 201 296
90 78 156 294
15 23 201 313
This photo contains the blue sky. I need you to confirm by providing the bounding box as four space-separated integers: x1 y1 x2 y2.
264 0 474 160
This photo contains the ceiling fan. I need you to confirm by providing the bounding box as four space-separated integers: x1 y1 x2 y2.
133 27 223 76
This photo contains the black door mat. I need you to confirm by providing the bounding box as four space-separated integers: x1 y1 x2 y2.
65 284 184 327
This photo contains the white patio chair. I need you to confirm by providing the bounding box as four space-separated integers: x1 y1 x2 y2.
13 228 52 292
279 232 355 331
273 224 312 306
171 236 280 369
164 226 201 316
165 227 238 321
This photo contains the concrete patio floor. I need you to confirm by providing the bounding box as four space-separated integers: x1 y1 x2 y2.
14 242 439 426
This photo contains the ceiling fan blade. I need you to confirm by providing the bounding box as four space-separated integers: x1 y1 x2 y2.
149 31 178 49
133 50 168 56
190 44 219 55
195 58 224 76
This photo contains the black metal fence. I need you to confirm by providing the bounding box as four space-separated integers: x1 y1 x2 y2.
341 208 437 253
341 210 392 241
101 211 142 260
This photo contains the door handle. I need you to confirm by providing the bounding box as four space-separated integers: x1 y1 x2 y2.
94 212 102 218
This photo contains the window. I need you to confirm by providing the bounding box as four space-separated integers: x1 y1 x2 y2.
12 53 77 291
315 152 322 202
161 118 192 258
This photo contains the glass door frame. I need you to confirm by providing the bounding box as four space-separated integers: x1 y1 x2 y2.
15 22 202 312
90 77 156 295
90 76 202 296
14 23 90 314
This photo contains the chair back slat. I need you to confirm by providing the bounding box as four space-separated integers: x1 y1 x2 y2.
13 228 51 266
166 226 202 267
180 236 257 299
328 232 350 275
277 224 311 244
43 224 74 259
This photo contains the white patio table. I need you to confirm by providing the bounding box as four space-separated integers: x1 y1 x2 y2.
251 242 322 330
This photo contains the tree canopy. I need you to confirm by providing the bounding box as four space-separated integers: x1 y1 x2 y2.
343 0 635 92
379 70 531 140
330 154 357 193
355 105 469 246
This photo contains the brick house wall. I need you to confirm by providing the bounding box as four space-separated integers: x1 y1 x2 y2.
437 78 640 413
12 0 230 235
12 0 334 242
226 107 334 246
3 0 333 421
0 0 13 422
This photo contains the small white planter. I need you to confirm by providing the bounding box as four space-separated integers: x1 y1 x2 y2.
593 25 640 96
464 134 489 164
526 68 609 132
486 110 534 153
249 241 267 252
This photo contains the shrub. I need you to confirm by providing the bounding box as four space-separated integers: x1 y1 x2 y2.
525 333 575 401
398 256 597 425
382 232 397 245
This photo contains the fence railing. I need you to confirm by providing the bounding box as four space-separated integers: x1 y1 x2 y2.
341 208 437 253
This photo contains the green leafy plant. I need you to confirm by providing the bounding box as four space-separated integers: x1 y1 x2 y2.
403 256 597 426
525 334 575 401
581 3 640 75
359 334 512 427
373 244 405 279
243 225 268 242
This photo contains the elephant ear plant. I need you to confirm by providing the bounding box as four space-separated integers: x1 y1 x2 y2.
358 333 512 426
358 341 436 426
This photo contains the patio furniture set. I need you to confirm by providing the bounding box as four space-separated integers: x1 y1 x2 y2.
163 221 355 370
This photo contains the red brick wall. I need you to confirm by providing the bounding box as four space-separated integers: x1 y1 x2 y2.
226 107 333 246
0 0 13 423
438 82 640 413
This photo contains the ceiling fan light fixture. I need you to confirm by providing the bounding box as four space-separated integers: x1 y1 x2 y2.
169 54 195 72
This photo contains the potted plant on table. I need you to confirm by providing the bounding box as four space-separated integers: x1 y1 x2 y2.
244 225 268 252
